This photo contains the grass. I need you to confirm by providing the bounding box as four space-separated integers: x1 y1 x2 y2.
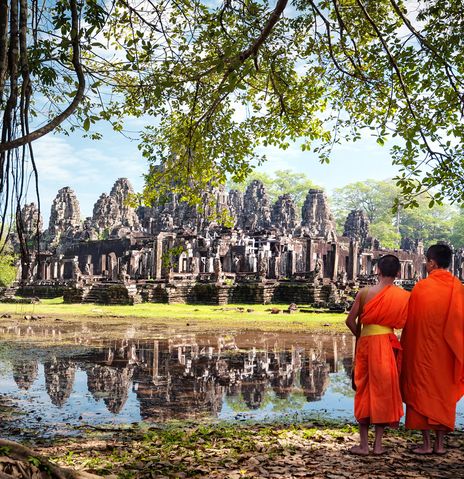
0 298 347 332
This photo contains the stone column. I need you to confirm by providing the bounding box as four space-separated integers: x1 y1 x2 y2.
207 255 214 273
146 250 153 279
58 256 65 280
51 260 57 279
307 239 313 271
40 262 47 280
100 254 107 276
152 234 164 279
193 253 200 278
348 240 358 280
331 243 339 281
288 251 295 277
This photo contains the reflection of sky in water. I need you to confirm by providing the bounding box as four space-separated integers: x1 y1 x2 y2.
0 363 141 437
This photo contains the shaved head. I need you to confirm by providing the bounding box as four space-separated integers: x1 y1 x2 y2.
426 244 452 269
377 254 401 278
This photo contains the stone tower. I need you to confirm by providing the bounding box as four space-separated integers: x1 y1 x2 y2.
48 187 81 240
271 194 297 232
343 210 369 244
92 193 119 231
109 178 140 228
301 189 336 239
92 178 140 233
19 202 43 236
228 189 244 228
241 180 271 231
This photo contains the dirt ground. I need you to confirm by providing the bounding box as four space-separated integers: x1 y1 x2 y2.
22 421 464 479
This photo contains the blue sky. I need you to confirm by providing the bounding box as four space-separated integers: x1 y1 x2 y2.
32 124 400 226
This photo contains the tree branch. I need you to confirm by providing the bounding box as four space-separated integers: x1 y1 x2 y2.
389 0 463 112
194 0 288 128
0 0 85 154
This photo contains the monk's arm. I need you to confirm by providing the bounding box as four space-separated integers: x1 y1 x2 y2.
345 292 361 336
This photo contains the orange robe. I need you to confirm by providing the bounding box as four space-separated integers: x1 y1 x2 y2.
354 285 410 425
401 269 464 431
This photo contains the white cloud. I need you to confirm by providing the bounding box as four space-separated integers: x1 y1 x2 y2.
31 134 146 225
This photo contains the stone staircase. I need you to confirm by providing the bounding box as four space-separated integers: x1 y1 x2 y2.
318 282 341 307
139 283 169 303
84 282 141 305
230 282 277 304
63 285 86 303
64 282 141 305
272 281 324 304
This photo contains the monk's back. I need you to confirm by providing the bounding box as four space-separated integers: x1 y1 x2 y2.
401 268 464 430
407 274 455 352
361 284 409 328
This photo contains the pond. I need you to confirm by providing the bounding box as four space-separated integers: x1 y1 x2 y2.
0 322 462 438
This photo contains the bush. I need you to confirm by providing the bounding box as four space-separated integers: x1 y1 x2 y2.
0 254 17 287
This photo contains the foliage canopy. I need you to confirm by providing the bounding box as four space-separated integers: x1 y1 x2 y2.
2 0 464 231
111 0 464 209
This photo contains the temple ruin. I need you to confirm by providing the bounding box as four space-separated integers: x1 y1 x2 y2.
7 177 464 306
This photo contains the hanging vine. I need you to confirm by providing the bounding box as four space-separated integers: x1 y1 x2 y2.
0 0 101 279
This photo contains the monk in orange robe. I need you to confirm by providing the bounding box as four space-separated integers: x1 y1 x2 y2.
346 254 409 455
401 243 464 454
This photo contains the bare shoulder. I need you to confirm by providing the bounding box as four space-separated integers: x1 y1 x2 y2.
357 286 371 300
353 287 368 299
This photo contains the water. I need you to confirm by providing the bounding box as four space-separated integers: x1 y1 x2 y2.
0 324 462 438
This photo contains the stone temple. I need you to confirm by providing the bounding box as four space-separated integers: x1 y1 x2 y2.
7 178 464 306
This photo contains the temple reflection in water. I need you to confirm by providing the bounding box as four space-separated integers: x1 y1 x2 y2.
5 330 355 421
12 359 38 391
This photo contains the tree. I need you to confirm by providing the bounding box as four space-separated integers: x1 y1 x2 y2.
3 0 464 241
332 178 459 247
0 236 16 287
228 172 275 194
450 212 464 249
0 251 16 287
272 170 320 209
332 179 400 228
369 221 401 250
332 179 401 247
398 197 455 245
0 0 109 261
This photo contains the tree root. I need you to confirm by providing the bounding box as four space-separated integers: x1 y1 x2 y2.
0 440 106 479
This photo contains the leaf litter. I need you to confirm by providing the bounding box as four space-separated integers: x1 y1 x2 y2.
1 421 460 478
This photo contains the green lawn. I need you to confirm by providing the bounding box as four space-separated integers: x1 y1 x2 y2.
0 298 347 332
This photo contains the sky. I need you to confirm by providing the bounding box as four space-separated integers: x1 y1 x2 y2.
30 122 400 226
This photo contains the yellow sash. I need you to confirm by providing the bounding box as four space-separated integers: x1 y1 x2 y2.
361 324 394 337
